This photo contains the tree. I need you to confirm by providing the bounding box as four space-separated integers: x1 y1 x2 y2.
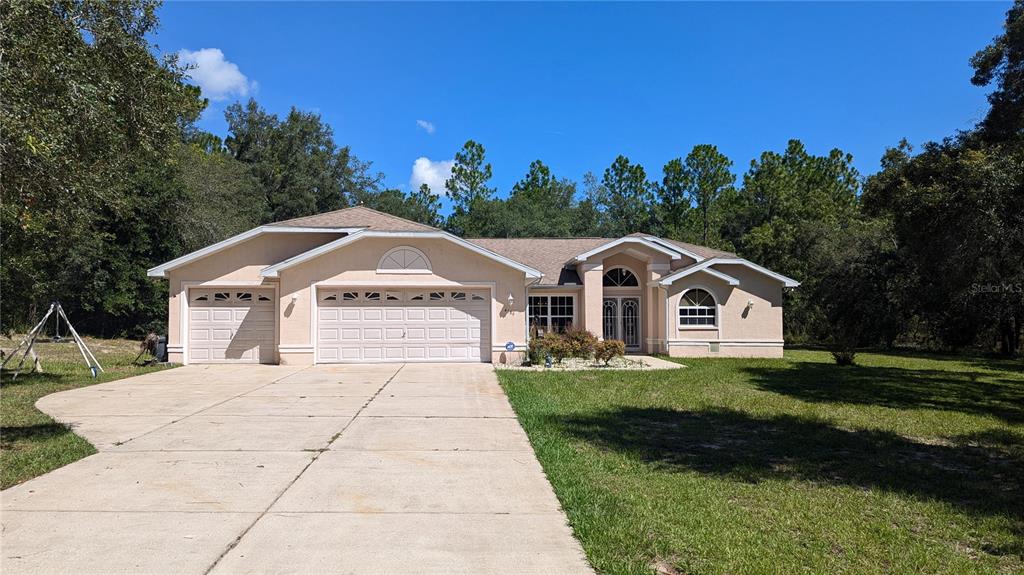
350 184 442 228
503 161 582 237
593 156 656 236
731 140 861 341
445 140 497 236
659 145 735 245
970 0 1024 141
0 0 203 332
862 137 1024 355
224 99 381 222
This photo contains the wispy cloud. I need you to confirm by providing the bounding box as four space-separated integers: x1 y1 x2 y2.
410 157 454 194
416 119 436 135
178 48 254 101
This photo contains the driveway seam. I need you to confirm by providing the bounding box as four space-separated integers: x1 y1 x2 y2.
201 363 407 575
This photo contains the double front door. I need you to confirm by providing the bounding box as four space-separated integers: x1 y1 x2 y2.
603 296 640 351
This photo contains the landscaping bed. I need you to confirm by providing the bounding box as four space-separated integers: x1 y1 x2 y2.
498 349 1024 574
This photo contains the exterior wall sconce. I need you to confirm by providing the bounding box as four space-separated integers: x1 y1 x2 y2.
291 293 299 303
507 292 515 309
746 299 754 309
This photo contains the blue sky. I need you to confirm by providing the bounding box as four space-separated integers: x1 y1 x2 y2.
156 2 1008 202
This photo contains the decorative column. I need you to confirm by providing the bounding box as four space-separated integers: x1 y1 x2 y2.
580 262 604 339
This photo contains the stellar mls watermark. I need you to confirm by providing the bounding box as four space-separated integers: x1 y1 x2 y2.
971 283 1023 295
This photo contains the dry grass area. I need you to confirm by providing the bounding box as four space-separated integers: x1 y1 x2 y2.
0 336 172 489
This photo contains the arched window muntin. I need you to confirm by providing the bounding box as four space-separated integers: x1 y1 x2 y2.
377 246 432 273
602 266 640 288
678 287 717 328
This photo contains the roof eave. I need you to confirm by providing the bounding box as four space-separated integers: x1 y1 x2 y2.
146 226 360 278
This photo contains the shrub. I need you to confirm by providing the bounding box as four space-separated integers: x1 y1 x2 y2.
594 339 626 365
563 327 598 358
541 332 572 363
831 348 857 366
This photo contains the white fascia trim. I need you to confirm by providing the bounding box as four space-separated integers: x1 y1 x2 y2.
638 236 706 262
260 230 544 280
146 226 360 278
658 258 800 288
649 265 739 287
571 237 682 263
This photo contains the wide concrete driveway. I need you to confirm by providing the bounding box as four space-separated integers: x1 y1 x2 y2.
1 364 592 574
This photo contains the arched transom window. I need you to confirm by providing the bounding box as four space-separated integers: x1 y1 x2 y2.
679 288 717 327
603 267 639 287
377 246 431 273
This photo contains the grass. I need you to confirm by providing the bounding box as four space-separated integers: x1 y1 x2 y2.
497 350 1024 575
0 336 172 489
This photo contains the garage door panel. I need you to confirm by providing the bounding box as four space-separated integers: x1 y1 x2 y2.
317 288 489 363
187 288 275 364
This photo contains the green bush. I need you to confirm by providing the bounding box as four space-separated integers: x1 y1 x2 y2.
563 327 598 358
594 339 626 365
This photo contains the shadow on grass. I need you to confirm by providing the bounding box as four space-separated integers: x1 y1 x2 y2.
0 423 72 446
743 362 1024 423
555 407 1024 524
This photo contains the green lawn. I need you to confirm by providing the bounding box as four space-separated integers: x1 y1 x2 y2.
497 350 1024 575
0 337 171 489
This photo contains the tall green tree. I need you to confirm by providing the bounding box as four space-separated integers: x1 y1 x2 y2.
224 99 380 222
592 156 656 236
350 184 442 228
1 0 204 332
444 140 497 236
731 140 861 340
659 145 735 245
502 161 581 237
970 0 1024 141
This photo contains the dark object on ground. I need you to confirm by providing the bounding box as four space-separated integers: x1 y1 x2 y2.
832 349 857 366
134 333 166 365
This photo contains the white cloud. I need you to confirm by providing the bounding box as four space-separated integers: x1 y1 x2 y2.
410 157 454 195
178 48 253 101
416 119 436 135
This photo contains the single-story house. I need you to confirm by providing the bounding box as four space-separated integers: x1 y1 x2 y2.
147 206 798 365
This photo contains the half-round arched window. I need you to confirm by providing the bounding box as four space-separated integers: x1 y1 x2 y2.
377 246 431 273
603 267 639 287
679 288 717 327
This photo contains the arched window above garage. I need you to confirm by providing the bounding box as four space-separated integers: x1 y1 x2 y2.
377 246 432 273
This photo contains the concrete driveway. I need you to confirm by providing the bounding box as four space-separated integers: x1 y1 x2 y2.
1 364 592 574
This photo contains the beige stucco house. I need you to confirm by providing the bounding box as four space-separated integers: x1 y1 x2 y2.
148 206 798 365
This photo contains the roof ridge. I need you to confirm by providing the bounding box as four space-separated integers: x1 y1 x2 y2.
272 205 439 231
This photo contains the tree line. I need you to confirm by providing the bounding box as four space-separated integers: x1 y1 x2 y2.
2 0 1021 356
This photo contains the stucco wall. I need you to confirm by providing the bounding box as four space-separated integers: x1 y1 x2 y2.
165 232 341 363
275 236 530 364
664 265 784 358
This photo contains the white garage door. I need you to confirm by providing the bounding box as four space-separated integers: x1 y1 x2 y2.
188 288 275 363
317 288 490 363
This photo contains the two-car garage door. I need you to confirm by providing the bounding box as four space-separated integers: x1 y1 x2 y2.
316 288 490 363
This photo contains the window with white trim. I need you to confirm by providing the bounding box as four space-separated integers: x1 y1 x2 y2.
679 289 716 327
528 295 575 335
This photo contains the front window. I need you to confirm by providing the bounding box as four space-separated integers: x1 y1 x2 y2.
679 289 716 327
529 295 575 335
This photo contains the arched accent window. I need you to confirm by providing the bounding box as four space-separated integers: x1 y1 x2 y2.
603 267 639 287
679 288 717 327
377 246 431 273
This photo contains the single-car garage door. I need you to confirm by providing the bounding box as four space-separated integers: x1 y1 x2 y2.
316 288 490 363
188 288 276 363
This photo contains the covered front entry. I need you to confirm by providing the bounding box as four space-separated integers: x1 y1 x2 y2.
187 288 276 363
316 288 491 363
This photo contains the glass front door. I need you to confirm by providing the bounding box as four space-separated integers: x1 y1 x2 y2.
602 296 641 351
